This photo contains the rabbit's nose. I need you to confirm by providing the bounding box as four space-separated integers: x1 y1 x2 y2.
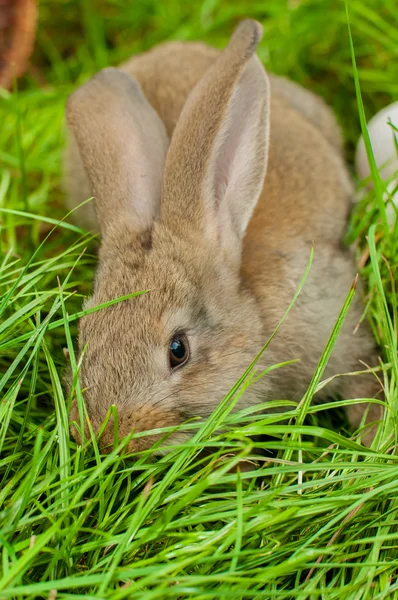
98 407 180 454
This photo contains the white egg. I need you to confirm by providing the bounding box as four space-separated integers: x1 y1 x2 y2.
355 101 398 181
355 102 398 225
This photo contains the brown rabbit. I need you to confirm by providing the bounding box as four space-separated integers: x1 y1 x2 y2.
64 20 382 452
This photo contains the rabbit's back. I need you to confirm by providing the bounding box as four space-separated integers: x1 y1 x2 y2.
123 40 351 242
66 40 348 235
121 42 219 137
123 41 343 152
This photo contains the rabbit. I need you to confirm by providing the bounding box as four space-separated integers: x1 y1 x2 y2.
64 20 382 453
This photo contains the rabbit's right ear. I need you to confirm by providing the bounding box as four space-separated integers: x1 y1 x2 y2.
66 68 169 237
161 20 270 269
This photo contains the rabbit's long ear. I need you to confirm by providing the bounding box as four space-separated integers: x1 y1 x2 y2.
66 68 168 237
162 20 270 266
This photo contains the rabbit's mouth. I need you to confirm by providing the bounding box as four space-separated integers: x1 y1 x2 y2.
69 399 185 455
91 428 192 457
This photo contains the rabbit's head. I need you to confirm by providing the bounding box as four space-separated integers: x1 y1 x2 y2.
66 20 271 452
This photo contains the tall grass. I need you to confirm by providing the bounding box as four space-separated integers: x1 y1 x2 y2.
1 0 397 598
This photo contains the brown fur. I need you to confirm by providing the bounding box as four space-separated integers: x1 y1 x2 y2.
64 20 383 452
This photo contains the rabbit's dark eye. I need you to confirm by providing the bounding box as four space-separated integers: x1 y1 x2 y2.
169 335 189 370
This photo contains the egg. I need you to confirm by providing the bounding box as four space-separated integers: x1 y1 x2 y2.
355 101 398 181
355 102 398 225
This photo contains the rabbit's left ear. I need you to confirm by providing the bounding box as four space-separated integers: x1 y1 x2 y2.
66 68 169 238
161 20 270 266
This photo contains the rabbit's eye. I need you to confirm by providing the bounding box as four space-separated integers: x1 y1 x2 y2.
169 335 189 370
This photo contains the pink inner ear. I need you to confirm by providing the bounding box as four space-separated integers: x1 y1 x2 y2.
125 125 165 229
102 96 168 233
208 60 270 243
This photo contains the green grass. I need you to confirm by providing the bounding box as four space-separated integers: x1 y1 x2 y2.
1 0 398 597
